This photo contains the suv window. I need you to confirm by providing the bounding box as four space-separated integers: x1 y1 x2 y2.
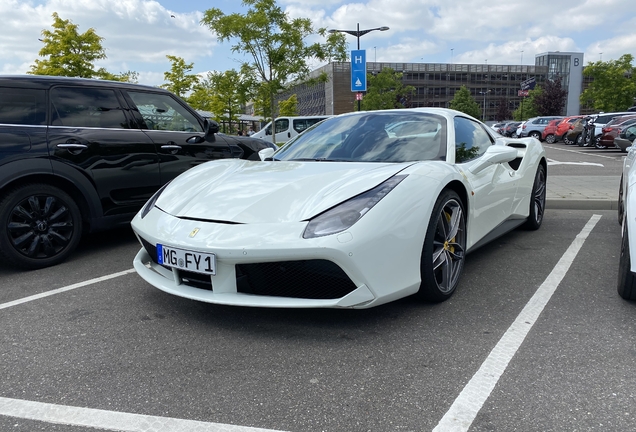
50 87 129 129
454 117 493 163
293 118 325 133
127 91 203 132
0 87 46 125
275 118 290 134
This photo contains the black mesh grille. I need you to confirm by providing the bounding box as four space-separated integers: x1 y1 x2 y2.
139 236 158 263
179 270 213 290
236 260 357 300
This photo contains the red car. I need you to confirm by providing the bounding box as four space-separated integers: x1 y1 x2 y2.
542 118 563 143
555 116 584 144
600 115 636 148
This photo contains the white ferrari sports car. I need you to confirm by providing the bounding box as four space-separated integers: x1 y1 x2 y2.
618 144 636 300
131 108 547 309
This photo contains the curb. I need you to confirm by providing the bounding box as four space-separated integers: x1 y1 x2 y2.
546 198 618 211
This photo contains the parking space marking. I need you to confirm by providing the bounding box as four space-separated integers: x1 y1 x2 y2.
434 214 602 432
0 396 285 432
544 145 623 161
0 269 136 311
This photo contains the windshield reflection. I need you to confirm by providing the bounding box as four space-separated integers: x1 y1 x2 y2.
274 111 447 163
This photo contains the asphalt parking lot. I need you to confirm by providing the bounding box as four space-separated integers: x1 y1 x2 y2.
1 206 635 432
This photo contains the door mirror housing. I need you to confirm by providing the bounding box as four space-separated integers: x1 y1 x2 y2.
204 119 220 141
468 145 518 174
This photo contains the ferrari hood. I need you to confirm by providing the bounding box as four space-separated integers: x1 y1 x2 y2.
155 159 412 223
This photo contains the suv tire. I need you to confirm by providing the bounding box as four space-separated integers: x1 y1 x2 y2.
0 184 82 270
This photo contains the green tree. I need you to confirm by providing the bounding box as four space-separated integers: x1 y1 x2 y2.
200 0 347 120
533 77 567 116
581 54 636 112
449 86 481 118
29 12 106 78
278 94 298 116
96 69 139 83
495 97 513 121
192 69 250 133
161 55 200 98
512 87 541 120
360 68 415 111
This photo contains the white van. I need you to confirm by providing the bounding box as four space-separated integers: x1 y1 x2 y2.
253 115 332 144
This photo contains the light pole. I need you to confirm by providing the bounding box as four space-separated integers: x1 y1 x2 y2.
479 90 491 122
328 23 390 111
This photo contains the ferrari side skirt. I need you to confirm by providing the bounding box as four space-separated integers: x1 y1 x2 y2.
467 218 526 253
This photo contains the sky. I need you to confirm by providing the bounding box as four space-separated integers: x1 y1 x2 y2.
2 0 636 87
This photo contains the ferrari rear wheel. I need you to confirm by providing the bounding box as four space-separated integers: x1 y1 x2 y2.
523 164 546 230
417 190 466 302
618 221 636 300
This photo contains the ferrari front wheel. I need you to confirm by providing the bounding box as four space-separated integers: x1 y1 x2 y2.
417 190 466 302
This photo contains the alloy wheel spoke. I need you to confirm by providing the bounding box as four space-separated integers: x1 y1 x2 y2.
48 229 70 245
49 206 68 222
40 235 57 257
446 205 462 240
43 196 56 217
27 196 41 215
12 230 36 247
13 205 35 223
25 235 41 257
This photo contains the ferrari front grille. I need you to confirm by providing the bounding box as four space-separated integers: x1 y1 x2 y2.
236 260 357 300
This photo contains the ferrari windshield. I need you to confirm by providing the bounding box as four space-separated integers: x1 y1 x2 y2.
274 111 447 163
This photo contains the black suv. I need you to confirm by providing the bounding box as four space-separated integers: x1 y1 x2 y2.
0 75 271 269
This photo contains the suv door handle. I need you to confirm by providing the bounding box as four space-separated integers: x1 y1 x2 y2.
161 144 182 154
56 143 88 154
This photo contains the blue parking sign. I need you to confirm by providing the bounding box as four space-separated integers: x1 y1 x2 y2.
351 50 367 92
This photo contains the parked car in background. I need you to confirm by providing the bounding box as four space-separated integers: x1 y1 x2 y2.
614 124 636 152
501 121 521 137
590 111 634 146
556 116 584 144
518 116 564 140
0 75 271 270
542 118 563 144
491 122 507 133
600 115 636 149
564 118 587 146
252 115 332 144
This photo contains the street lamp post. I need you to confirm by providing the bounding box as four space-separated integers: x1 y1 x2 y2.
479 90 491 122
328 23 390 111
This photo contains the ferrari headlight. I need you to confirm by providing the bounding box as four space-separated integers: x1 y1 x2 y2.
140 181 170 219
303 175 407 238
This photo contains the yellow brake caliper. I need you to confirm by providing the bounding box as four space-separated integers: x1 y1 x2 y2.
444 211 455 254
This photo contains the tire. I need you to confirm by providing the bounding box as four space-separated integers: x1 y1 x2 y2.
529 131 541 140
617 221 636 300
417 190 466 302
523 164 546 230
545 134 556 144
594 135 606 149
618 175 624 225
0 184 82 270
575 134 583 146
563 135 573 145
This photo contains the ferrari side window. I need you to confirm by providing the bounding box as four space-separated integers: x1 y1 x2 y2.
454 117 493 163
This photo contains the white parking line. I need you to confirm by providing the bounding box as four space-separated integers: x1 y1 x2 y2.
0 269 136 310
433 214 602 431
0 396 285 432
544 144 622 160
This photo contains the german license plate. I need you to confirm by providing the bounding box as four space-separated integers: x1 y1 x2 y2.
157 244 216 275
